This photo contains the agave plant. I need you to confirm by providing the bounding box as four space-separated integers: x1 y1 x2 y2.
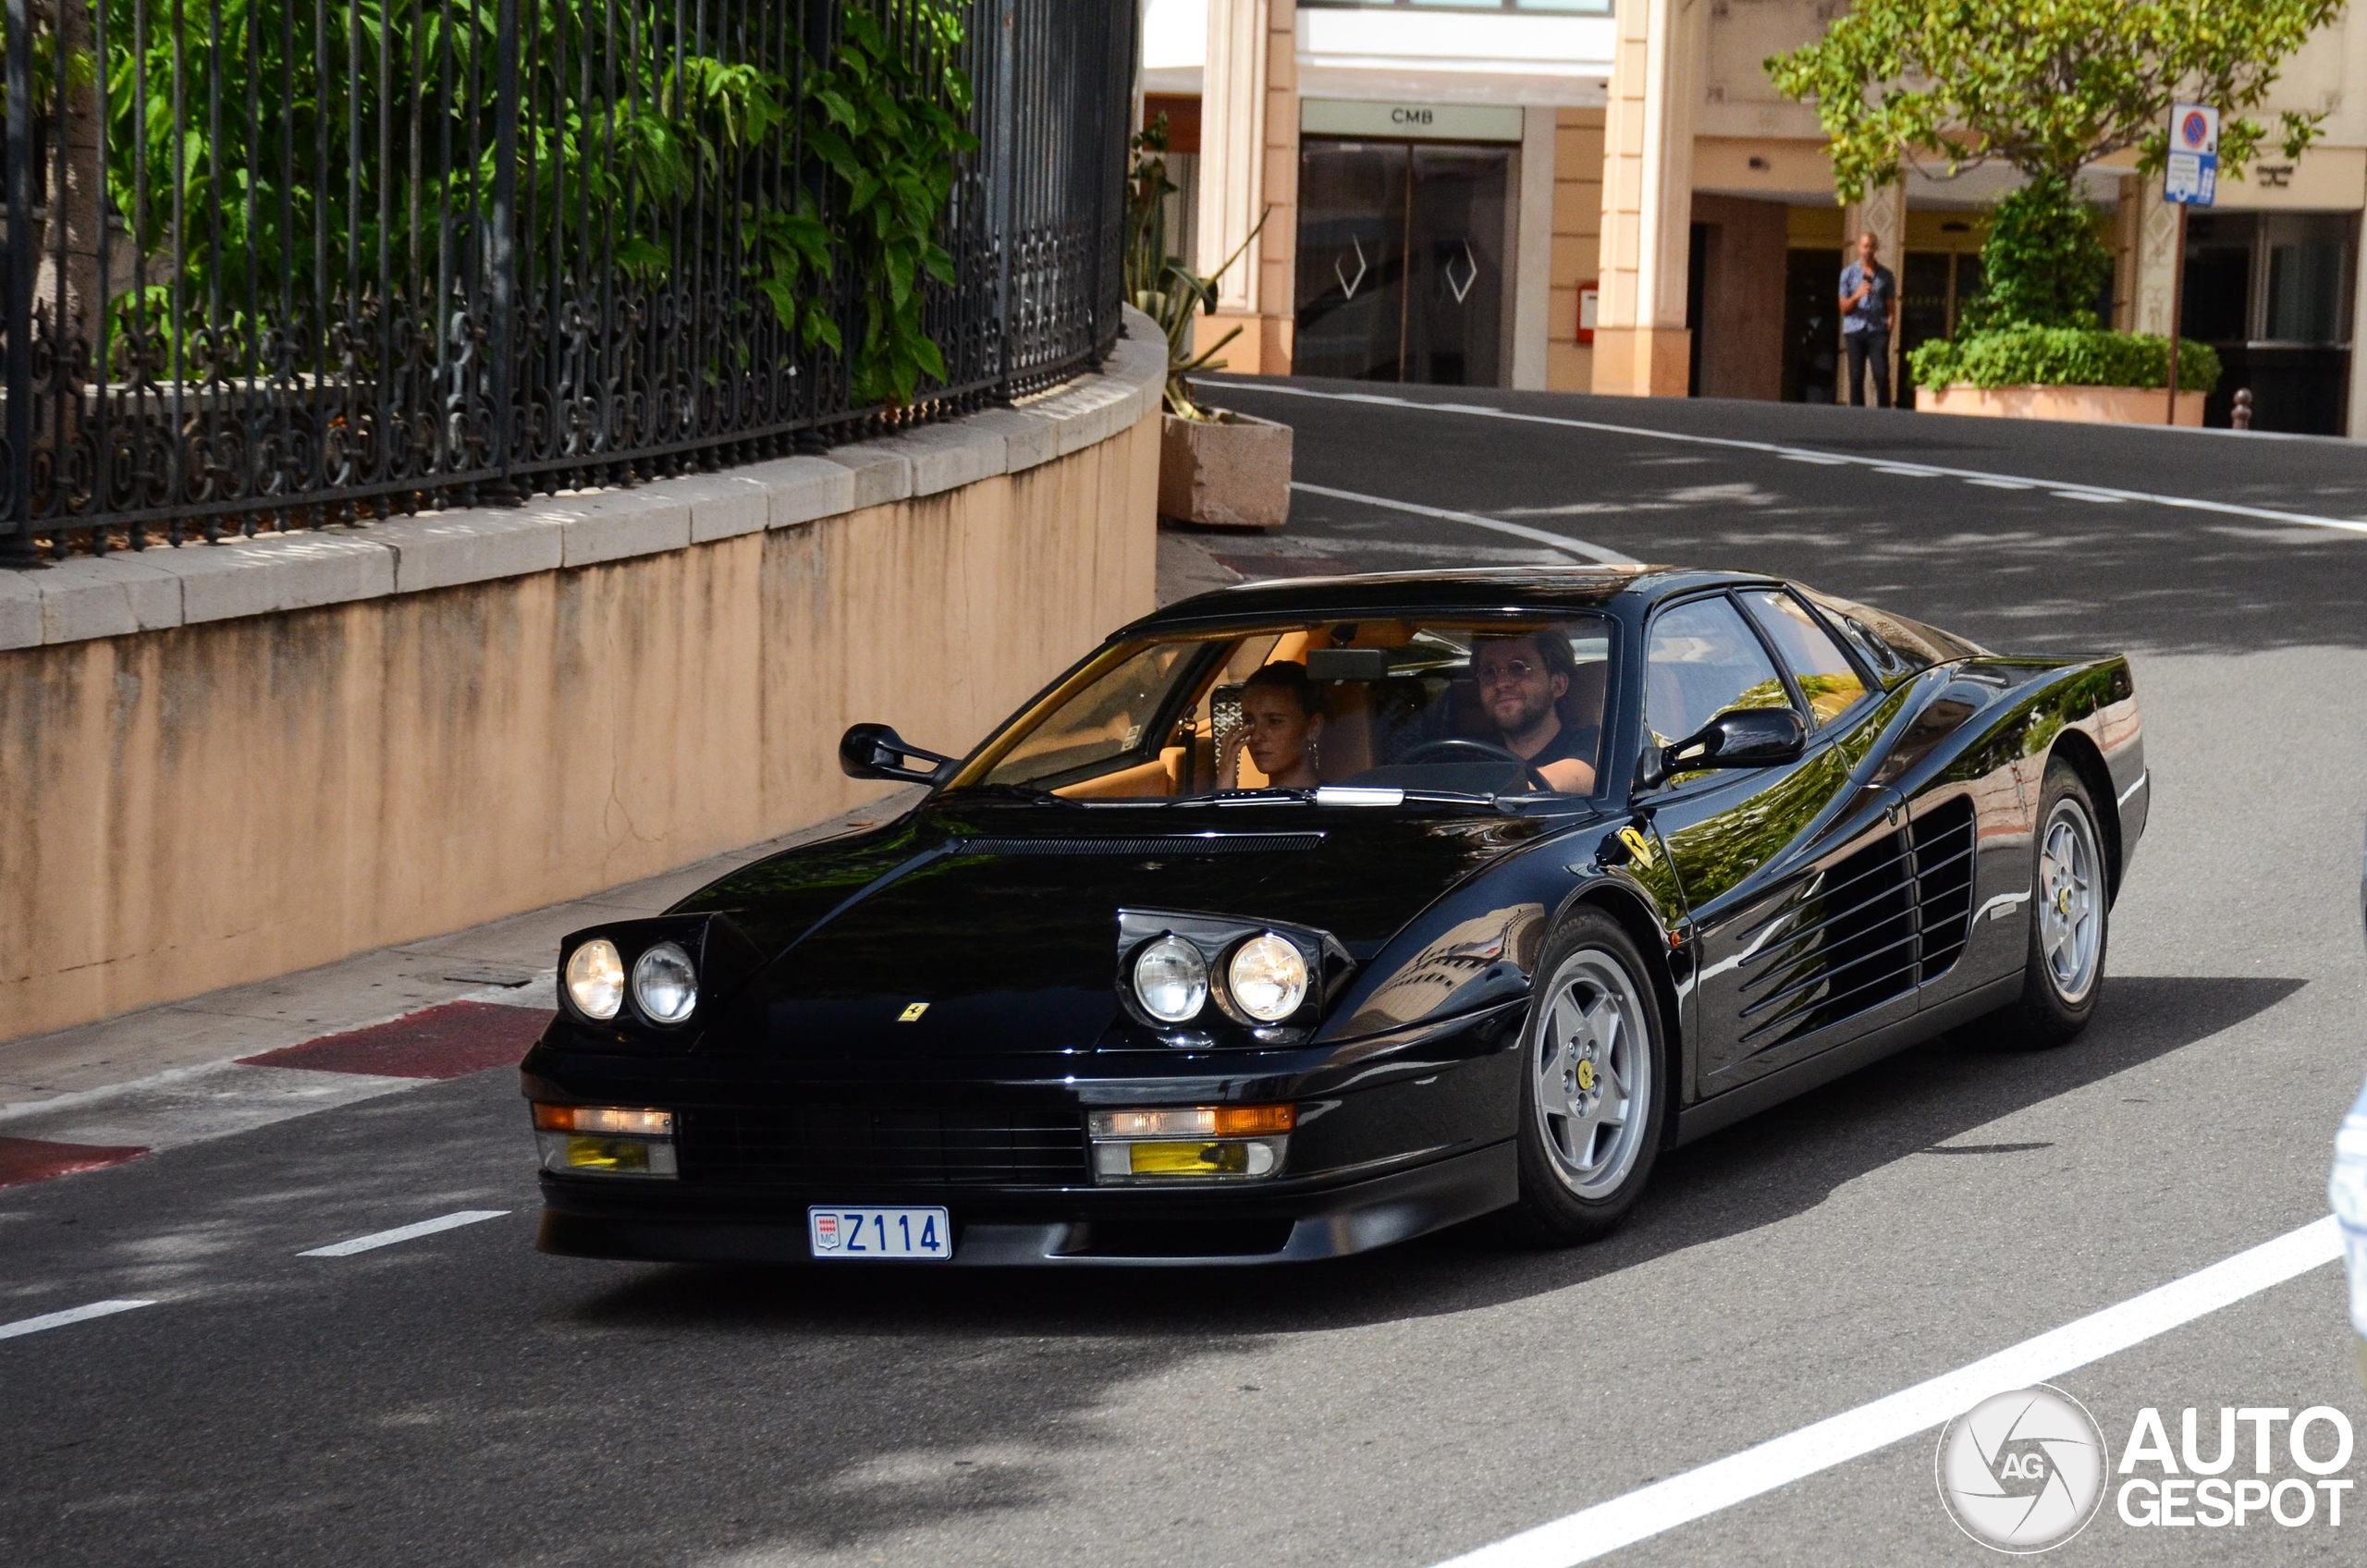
1125 116 1265 423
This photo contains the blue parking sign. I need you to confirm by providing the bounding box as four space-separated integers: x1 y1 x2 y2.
2165 104 2219 207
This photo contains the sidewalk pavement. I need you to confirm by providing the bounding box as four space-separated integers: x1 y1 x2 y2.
0 525 1254 1191
0 790 920 1188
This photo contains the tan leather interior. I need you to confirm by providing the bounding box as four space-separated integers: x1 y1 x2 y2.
1054 748 1184 800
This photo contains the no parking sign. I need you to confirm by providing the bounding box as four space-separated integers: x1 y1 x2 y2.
2165 103 2219 206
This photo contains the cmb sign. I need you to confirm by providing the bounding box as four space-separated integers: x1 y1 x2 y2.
1299 98 1526 143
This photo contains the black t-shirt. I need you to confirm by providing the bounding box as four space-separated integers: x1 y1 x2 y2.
1519 718 1599 780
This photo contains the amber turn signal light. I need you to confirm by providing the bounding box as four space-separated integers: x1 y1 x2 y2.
532 1104 673 1136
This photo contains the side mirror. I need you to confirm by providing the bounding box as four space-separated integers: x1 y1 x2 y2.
839 722 958 786
1639 706 1808 788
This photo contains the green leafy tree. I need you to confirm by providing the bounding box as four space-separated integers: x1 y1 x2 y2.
1769 0 2346 324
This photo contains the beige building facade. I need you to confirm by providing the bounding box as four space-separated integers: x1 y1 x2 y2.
1142 0 2367 435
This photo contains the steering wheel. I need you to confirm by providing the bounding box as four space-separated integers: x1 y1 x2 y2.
1395 738 1555 792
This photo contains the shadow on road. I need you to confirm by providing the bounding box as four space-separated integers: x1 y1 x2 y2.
579 976 2302 1342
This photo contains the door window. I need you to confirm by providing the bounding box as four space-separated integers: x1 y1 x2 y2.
1739 590 1869 727
1645 596 1793 748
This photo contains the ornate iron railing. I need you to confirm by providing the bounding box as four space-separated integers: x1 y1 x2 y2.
0 0 1131 557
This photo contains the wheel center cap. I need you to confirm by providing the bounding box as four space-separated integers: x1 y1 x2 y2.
1576 1058 1596 1094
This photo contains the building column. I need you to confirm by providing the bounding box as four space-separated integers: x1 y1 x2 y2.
2130 179 2179 337
1196 0 1297 375
1591 0 1701 398
1511 108 1557 390
1841 180 1905 401
2349 218 2367 437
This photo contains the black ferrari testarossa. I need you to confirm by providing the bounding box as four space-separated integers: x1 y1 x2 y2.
524 566 2145 1266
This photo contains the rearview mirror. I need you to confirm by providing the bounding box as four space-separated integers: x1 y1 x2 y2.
839 722 958 785
1637 706 1808 789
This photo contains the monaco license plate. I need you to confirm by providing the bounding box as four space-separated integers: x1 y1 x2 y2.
808 1206 951 1261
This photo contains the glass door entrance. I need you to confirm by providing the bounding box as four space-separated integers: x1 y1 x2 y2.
1294 140 1511 385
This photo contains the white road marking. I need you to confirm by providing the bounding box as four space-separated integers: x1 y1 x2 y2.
1966 478 2034 490
1213 381 2367 539
2053 491 2125 504
1290 482 1639 567
299 1209 509 1257
4 1061 420 1151
0 1299 156 1342
1430 1216 2343 1568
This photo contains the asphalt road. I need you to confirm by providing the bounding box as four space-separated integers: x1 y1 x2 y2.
7 384 2367 1568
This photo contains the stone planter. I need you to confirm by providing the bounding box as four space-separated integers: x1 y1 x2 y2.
1920 383 2204 427
1159 409 1293 530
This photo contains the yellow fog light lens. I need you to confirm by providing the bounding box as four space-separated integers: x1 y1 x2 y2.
564 938 626 1021
1226 933 1308 1022
1132 1141 1250 1176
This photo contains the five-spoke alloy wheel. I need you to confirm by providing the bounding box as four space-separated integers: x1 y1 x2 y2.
1510 911 1667 1243
2000 757 2112 1047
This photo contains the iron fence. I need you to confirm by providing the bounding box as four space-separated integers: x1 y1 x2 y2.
0 0 1132 557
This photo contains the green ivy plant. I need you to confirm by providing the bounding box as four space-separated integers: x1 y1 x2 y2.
772 3 975 407
89 0 968 410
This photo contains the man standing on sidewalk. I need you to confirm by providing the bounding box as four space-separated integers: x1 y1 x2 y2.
1838 231 1898 409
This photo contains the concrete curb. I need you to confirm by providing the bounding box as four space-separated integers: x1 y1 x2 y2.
0 306 1167 650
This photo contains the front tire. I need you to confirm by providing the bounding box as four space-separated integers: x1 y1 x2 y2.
1999 758 2110 1047
1506 911 1670 1245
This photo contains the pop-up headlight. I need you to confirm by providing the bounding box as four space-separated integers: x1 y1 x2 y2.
1088 1104 1294 1183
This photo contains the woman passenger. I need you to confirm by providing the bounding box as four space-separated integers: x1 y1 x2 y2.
1225 662 1327 790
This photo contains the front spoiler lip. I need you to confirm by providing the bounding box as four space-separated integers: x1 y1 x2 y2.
534 1140 1516 1266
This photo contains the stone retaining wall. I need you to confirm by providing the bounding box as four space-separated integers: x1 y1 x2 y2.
0 312 1167 1042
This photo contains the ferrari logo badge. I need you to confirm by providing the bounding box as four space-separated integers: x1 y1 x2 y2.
898 1002 929 1023
1576 1059 1596 1093
1618 827 1656 868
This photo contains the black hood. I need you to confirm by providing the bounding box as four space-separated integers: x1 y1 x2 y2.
671 799 1567 1059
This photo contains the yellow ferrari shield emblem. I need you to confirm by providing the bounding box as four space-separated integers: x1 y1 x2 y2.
1576 1059 1596 1093
1617 826 1655 868
898 1002 929 1023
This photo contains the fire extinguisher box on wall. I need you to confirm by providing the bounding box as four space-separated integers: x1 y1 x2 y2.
1576 282 1598 347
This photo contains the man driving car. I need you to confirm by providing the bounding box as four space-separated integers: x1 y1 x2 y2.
1470 631 1598 795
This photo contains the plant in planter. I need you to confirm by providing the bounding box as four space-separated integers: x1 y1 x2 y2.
1769 0 2338 423
1128 117 1292 530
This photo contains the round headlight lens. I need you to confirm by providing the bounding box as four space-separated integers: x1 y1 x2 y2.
564 938 626 1021
1228 933 1308 1023
631 941 699 1025
1133 936 1209 1023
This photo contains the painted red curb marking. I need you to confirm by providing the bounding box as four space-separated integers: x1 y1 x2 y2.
0 1136 149 1189
237 999 554 1081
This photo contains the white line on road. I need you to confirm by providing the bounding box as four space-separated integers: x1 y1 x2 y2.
1430 1216 2344 1568
0 1299 156 1341
1290 482 1639 567
299 1209 509 1257
1215 381 2367 539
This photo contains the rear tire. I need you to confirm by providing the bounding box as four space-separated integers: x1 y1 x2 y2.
1505 911 1670 1245
1998 758 2109 1048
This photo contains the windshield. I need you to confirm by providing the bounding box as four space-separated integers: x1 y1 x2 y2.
954 616 1618 801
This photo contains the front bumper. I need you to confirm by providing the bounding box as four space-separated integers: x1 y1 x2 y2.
536 1140 1516 1266
523 1002 1526 1266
